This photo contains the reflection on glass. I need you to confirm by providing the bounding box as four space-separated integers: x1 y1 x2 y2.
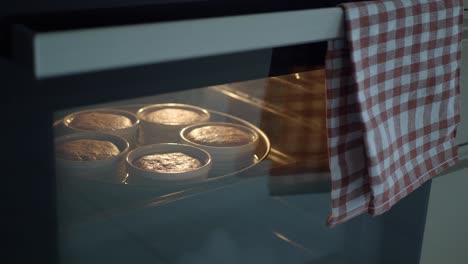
272 230 318 255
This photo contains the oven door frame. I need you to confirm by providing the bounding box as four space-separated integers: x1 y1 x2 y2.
4 8 342 263
2 5 441 264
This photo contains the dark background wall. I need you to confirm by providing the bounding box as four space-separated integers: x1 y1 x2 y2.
0 0 197 17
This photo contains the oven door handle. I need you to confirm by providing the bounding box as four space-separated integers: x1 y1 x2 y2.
12 7 344 79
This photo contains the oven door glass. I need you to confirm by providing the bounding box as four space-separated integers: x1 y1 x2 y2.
5 5 430 263
49 44 429 264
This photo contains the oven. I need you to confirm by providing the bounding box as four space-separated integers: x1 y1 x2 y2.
3 1 466 264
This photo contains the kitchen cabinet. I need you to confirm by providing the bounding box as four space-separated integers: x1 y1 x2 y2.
420 155 468 264
454 11 468 145
419 12 468 264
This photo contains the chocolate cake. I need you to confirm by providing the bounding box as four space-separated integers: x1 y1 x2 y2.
186 125 256 147
68 112 133 131
55 139 120 161
134 152 202 173
142 108 206 125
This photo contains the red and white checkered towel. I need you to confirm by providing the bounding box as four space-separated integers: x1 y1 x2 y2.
326 0 463 226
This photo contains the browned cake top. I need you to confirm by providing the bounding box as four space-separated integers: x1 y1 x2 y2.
186 125 255 147
69 112 133 131
142 108 205 125
134 152 202 173
56 139 120 161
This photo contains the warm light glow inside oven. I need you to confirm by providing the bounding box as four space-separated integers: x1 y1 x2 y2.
53 68 329 225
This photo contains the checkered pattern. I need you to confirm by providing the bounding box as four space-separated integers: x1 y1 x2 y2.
326 0 463 226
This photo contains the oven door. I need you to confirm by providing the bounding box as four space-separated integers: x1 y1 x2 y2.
3 5 435 264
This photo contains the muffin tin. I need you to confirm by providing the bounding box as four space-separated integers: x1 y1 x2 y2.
53 104 270 187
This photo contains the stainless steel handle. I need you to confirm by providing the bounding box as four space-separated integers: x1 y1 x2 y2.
12 7 344 79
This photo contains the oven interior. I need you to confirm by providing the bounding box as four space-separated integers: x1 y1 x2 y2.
53 63 330 225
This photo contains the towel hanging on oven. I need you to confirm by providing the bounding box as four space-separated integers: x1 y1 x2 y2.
326 0 463 226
